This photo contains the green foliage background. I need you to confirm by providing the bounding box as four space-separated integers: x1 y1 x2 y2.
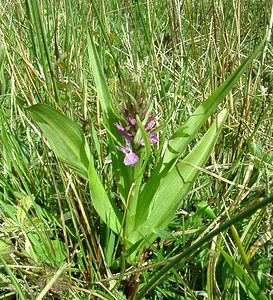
0 0 272 299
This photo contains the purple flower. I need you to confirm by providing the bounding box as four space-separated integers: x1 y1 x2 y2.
127 116 136 127
116 103 159 166
145 117 155 131
140 132 158 146
115 123 132 141
121 107 136 127
117 145 139 166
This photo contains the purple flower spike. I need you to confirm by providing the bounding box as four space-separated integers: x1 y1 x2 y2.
117 145 139 166
116 103 159 166
115 123 132 141
145 117 155 132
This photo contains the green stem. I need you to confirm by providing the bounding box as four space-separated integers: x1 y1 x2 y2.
0 254 27 300
135 194 273 299
230 224 256 281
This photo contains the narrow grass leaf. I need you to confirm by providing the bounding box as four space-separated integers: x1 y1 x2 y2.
28 104 90 179
219 247 268 300
0 254 27 300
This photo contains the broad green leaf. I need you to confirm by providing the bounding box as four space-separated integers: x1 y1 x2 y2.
88 156 122 234
28 104 90 179
137 38 265 225
29 104 122 234
219 247 268 300
132 109 228 245
153 228 174 241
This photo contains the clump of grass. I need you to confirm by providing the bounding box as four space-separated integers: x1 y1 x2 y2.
0 0 272 299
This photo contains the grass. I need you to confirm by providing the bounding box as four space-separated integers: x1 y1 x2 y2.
0 0 273 299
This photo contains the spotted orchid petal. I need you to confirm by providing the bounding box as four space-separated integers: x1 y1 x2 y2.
140 133 158 146
145 117 155 132
148 133 158 144
127 116 136 127
117 145 139 166
115 123 132 141
124 151 139 166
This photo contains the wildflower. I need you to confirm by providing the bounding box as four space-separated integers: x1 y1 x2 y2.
145 117 155 131
116 102 159 166
115 123 132 141
140 115 158 145
140 133 158 146
121 107 136 127
117 144 139 166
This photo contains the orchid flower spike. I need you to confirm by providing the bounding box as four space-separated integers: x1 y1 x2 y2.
115 102 159 166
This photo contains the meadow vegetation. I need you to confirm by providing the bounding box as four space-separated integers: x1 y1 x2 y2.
0 0 272 299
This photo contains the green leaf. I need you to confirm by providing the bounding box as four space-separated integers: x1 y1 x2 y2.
0 254 27 300
28 104 90 179
87 31 131 199
29 104 122 234
133 109 228 245
124 115 152 235
196 201 216 220
153 228 174 241
88 156 122 234
219 247 268 300
87 31 114 123
138 38 265 221
161 37 265 172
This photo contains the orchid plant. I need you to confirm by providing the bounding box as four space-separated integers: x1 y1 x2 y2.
116 104 158 166
28 33 264 264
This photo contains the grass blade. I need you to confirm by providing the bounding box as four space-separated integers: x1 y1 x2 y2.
87 31 131 200
0 254 27 300
135 195 273 299
219 248 268 300
36 263 69 300
87 31 114 123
